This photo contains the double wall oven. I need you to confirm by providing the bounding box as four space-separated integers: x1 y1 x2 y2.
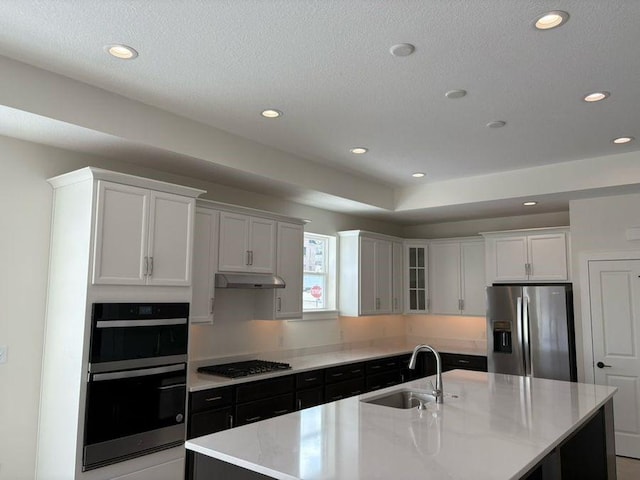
83 303 189 471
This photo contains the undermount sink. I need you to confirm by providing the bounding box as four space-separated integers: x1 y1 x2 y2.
362 389 437 409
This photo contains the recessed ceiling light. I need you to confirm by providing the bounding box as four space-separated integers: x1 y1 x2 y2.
105 44 138 60
445 89 467 99
412 172 426 178
612 136 634 144
534 11 569 30
523 201 538 206
583 91 610 103
261 109 283 118
350 147 368 154
487 120 506 128
389 43 415 57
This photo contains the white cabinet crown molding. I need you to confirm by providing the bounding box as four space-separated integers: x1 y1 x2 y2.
479 226 570 237
197 198 307 225
47 166 206 198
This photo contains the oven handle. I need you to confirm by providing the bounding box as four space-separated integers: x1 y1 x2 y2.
96 318 188 328
157 383 187 390
91 364 186 382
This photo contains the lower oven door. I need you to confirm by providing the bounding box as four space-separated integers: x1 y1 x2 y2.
83 363 187 470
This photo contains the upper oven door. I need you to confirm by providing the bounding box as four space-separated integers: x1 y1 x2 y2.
89 303 189 371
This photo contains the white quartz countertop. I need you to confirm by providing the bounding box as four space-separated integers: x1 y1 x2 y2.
186 371 616 480
189 338 486 392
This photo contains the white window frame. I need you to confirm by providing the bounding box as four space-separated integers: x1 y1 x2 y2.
302 232 337 320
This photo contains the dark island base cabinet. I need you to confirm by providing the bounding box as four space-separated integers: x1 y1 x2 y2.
190 399 617 480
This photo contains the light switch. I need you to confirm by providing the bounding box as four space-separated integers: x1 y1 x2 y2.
0 345 7 364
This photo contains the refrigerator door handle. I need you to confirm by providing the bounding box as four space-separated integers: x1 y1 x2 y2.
522 296 532 376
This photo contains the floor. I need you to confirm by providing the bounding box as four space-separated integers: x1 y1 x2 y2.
617 456 640 479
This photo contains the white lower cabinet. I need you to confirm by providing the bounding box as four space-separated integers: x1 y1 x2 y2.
110 457 184 480
429 238 485 316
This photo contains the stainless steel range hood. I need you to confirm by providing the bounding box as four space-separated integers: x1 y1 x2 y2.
214 273 286 289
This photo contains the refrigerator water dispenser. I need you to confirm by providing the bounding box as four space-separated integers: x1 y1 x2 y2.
492 321 512 353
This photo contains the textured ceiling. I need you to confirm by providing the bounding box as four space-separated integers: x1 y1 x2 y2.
0 1 639 221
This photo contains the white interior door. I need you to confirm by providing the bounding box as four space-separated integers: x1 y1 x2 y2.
589 259 640 458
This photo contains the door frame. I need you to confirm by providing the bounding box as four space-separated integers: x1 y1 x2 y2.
579 250 640 384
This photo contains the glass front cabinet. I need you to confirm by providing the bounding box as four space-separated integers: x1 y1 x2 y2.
404 242 428 313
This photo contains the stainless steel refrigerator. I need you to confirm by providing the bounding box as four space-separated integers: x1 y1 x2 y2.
486 284 577 381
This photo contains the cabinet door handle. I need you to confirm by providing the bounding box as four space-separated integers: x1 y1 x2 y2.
350 390 361 396
228 414 234 429
249 250 254 266
144 256 149 276
297 399 303 410
210 297 215 314
277 297 282 312
457 359 470 364
246 250 251 266
460 299 464 311
330 372 344 377
273 409 289 415
205 396 223 402
149 256 153 276
351 369 362 374
246 416 261 423
304 377 318 382
370 365 381 370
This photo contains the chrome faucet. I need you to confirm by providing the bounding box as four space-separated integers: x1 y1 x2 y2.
408 344 444 404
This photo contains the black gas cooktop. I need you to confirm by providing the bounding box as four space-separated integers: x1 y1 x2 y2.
197 359 292 378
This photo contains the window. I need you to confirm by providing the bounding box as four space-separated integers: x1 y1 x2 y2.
302 233 336 313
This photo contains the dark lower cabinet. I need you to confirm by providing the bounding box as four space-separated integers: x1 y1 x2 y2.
295 386 324 410
324 377 365 402
189 407 233 439
366 370 402 392
440 353 487 372
235 393 294 426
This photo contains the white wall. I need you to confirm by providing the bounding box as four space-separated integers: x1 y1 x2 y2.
0 134 404 480
570 193 640 381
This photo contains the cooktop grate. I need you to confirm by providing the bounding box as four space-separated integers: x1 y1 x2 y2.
197 359 292 378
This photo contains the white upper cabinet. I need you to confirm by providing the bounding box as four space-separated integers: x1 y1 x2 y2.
392 241 404 314
218 212 276 273
93 181 196 286
338 231 400 316
404 241 428 314
274 222 304 319
428 238 485 316
190 208 219 324
482 227 570 284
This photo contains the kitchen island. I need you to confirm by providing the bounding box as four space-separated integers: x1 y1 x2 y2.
186 370 616 480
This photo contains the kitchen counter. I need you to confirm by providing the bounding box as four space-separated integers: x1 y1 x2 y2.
189 338 486 392
186 370 617 480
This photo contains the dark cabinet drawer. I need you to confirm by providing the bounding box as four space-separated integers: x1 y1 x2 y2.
324 378 365 402
295 386 324 410
235 393 294 426
295 370 324 389
441 353 487 372
190 386 233 413
325 362 365 383
188 407 233 439
366 356 401 374
235 375 294 403
366 370 402 392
